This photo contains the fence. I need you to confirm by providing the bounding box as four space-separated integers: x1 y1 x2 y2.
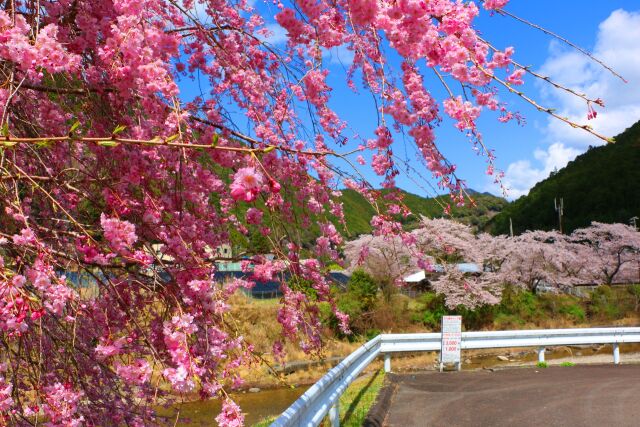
271 327 640 427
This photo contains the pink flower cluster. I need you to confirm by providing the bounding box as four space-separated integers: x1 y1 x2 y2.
19 260 76 317
230 167 264 202
484 0 510 10
252 260 284 282
0 11 80 80
443 96 482 131
246 207 263 224
116 359 152 385
275 8 311 44
216 398 245 427
0 366 12 412
163 314 199 393
12 228 36 246
100 214 138 253
348 0 378 25
95 337 126 359
42 383 84 427
302 69 331 107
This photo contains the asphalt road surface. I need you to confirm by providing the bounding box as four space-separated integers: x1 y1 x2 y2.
383 365 640 427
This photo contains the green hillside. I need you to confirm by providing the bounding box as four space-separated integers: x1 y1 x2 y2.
340 188 508 237
231 187 507 253
488 120 640 235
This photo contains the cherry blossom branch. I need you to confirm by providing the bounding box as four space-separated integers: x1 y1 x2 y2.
495 8 627 83
432 68 502 197
20 82 114 94
483 68 612 142
0 134 346 156
476 35 607 106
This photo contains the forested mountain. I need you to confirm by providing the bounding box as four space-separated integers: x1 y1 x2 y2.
340 188 507 237
233 187 507 253
488 120 640 235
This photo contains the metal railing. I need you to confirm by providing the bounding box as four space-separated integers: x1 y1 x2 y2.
271 327 640 427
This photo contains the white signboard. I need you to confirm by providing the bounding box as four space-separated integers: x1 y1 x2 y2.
440 315 462 369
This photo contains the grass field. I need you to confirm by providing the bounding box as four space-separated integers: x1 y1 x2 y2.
252 369 385 427
331 369 385 427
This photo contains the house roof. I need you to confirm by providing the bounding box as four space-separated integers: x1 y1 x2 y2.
404 271 427 283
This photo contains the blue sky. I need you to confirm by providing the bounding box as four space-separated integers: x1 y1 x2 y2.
470 1 640 199
182 1 640 200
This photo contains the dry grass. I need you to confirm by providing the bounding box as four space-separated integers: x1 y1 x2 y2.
227 294 364 388
484 315 640 331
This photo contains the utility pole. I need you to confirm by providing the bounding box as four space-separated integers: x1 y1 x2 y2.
631 218 640 283
554 197 564 234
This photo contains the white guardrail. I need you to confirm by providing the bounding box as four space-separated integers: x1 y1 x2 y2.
271 327 640 427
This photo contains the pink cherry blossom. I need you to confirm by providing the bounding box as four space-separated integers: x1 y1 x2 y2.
100 214 138 253
116 359 152 385
0 0 613 424
12 228 36 246
484 0 510 10
230 167 264 202
216 398 245 427
246 207 263 224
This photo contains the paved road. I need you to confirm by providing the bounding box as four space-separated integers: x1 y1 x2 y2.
383 365 640 427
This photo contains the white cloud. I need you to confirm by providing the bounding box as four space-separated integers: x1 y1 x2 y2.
501 8 640 199
502 143 582 199
541 9 640 145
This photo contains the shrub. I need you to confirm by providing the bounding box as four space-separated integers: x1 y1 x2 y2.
364 329 381 341
457 303 496 330
537 361 548 368
325 270 382 339
333 293 366 340
588 286 622 319
558 303 586 322
499 285 540 319
628 284 640 311
538 292 586 323
416 292 448 330
348 270 379 312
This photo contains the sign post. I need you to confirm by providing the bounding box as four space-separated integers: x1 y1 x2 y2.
440 315 462 372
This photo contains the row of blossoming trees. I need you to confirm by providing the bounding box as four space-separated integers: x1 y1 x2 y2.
0 0 624 425
346 219 640 308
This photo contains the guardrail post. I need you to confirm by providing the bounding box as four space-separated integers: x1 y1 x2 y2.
537 347 545 363
613 343 620 365
329 402 340 427
384 353 391 373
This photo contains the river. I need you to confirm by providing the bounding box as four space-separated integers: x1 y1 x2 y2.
158 386 308 426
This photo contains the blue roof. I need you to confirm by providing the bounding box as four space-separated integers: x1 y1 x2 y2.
426 263 481 274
